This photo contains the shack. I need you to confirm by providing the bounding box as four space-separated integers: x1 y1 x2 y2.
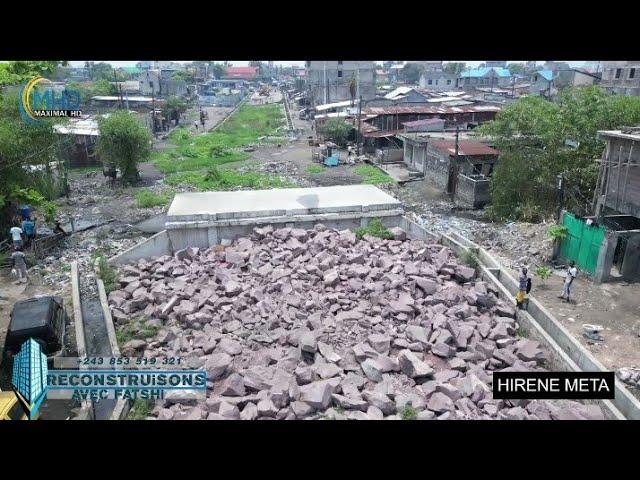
396 133 499 208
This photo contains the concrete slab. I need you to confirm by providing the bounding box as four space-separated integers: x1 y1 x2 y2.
166 185 403 222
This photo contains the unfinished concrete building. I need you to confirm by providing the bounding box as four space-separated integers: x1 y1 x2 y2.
305 61 376 107
600 61 640 96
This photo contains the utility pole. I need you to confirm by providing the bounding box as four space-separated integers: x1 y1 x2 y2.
356 95 363 155
556 173 565 223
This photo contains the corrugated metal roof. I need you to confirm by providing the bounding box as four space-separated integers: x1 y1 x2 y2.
536 70 554 82
362 105 501 115
315 99 359 112
461 67 512 78
384 86 415 99
402 118 445 127
430 139 498 156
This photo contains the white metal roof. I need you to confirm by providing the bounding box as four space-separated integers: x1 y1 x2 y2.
384 86 415 99
92 96 154 102
315 99 359 112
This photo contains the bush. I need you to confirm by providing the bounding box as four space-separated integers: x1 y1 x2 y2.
535 265 552 284
462 250 479 269
317 119 352 147
355 218 394 240
96 254 118 294
354 165 395 185
400 405 418 420
127 399 153 420
548 224 569 241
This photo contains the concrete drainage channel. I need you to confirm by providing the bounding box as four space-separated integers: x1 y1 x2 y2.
71 261 129 420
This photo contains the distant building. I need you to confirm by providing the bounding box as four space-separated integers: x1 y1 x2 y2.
554 69 600 89
138 70 188 97
136 61 153 71
305 61 376 106
530 70 554 96
383 87 430 104
224 66 259 81
543 61 571 72
419 71 457 91
421 61 444 72
485 61 507 68
600 61 640 96
458 67 512 89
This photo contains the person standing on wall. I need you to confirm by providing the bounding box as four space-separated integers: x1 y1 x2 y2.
516 267 531 310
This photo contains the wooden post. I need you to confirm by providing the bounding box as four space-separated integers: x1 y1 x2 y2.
619 142 635 213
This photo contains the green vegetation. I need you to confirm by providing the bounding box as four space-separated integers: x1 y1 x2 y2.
166 166 293 191
317 118 352 147
548 224 569 242
116 317 159 346
535 266 552 286
478 86 640 222
151 105 289 191
462 250 480 269
97 111 152 184
162 96 188 125
354 165 395 185
135 189 174 208
305 165 324 174
400 405 418 420
516 327 529 338
126 399 153 420
95 254 118 294
355 218 394 241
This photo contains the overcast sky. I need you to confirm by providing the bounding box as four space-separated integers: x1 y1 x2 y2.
67 60 589 68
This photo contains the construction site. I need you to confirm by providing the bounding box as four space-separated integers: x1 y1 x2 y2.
1 59 640 422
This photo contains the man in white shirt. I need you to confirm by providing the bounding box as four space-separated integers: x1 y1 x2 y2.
559 261 578 303
10 225 23 247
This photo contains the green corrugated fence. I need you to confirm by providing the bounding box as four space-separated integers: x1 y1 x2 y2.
559 212 605 274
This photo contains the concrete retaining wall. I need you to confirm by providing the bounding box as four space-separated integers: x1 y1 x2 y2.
438 231 640 420
108 230 172 266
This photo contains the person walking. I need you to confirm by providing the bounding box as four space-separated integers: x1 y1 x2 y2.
516 267 531 310
21 217 36 247
194 120 199 131
559 261 578 303
10 224 23 248
11 247 28 284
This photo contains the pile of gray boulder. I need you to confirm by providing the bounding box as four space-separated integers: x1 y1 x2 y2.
109 224 605 420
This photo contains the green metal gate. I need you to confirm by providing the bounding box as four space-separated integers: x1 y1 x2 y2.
559 213 605 274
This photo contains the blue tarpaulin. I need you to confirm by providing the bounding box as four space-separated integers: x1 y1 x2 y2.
324 155 339 167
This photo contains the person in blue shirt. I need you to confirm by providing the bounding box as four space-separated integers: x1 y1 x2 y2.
22 218 36 246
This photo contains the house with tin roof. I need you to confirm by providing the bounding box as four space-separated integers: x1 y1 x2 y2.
458 67 512 88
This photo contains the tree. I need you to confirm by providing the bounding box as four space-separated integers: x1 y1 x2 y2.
478 86 640 221
86 62 114 81
401 63 424 84
443 62 466 76
318 119 352 147
0 61 67 87
507 63 526 75
96 111 152 184
90 79 117 96
162 96 187 125
211 63 225 79
172 70 194 83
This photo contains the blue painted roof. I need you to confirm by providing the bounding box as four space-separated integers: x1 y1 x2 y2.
536 70 554 82
461 67 512 78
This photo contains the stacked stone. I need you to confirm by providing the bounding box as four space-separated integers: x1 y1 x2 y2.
109 224 605 421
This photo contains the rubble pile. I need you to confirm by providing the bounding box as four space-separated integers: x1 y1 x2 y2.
109 225 605 420
617 368 640 389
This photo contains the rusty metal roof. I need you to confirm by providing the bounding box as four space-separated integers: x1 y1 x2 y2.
362 105 501 115
430 139 498 156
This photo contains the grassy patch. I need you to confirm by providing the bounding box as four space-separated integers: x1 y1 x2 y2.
354 165 395 185
462 250 479 269
355 218 394 241
95 254 118 294
165 166 294 191
305 164 324 175
400 405 418 420
516 327 528 338
127 399 153 420
135 189 174 208
116 317 159 347
152 105 284 175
